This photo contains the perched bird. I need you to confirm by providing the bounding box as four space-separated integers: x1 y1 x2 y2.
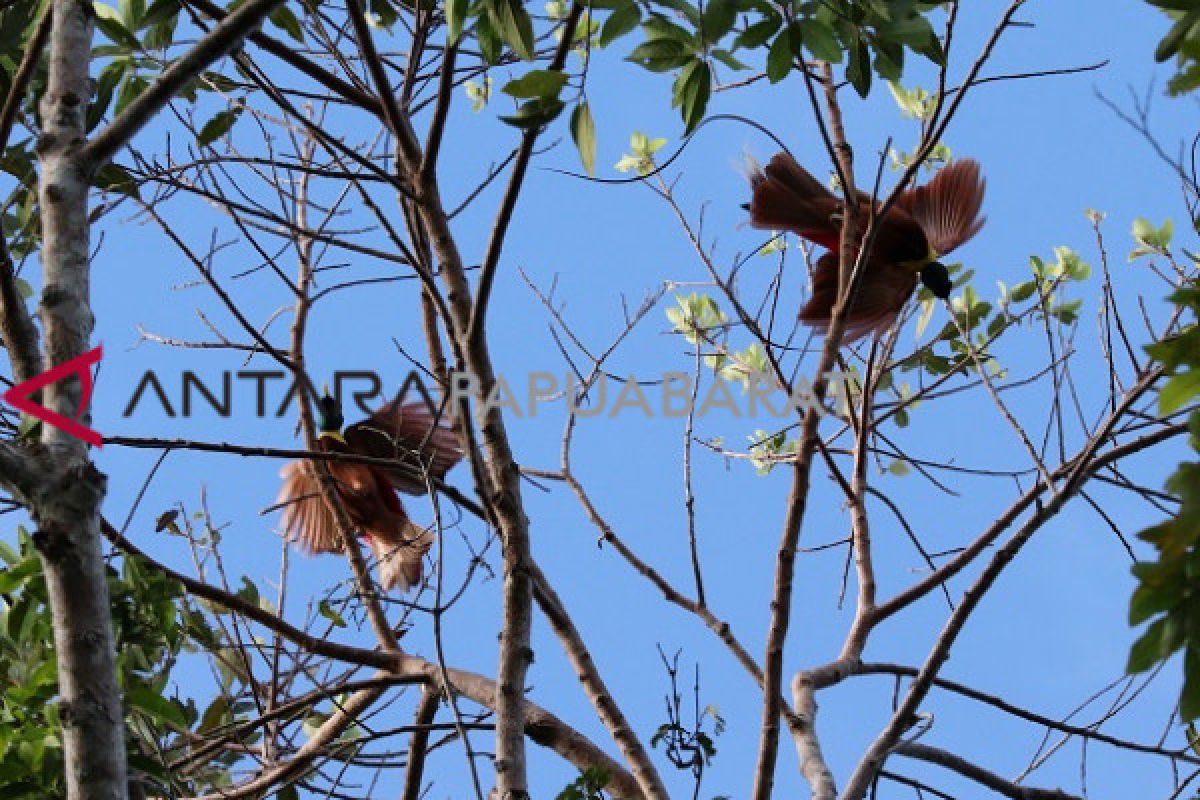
276 389 463 591
746 153 986 341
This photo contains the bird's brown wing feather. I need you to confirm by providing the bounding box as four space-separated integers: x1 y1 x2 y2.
344 397 463 495
278 458 431 591
368 521 433 592
747 153 843 250
277 460 342 554
798 252 917 342
895 159 986 256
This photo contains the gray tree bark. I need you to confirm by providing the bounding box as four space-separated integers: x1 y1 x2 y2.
34 1 127 797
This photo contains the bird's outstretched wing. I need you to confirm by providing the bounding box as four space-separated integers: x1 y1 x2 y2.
343 396 463 495
747 153 844 250
277 460 342 554
896 159 986 256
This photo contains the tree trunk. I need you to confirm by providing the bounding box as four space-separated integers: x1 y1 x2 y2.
35 1 127 797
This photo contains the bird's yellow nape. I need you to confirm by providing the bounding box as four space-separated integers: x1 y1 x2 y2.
319 430 346 444
898 245 941 274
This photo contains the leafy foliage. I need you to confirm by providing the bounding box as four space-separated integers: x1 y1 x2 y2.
443 0 952 167
1127 281 1200 719
0 524 285 796
556 766 612 800
601 0 946 130
1146 0 1200 95
0 529 204 797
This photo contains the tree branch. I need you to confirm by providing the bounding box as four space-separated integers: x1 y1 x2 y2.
0 3 51 154
83 0 290 170
465 2 586 350
101 519 646 797
895 742 1079 800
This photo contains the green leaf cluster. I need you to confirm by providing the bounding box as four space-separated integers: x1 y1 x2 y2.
556 766 611 800
0 529 222 797
600 0 947 131
1127 283 1200 718
1130 216 1176 261
614 130 668 175
896 247 1091 394
666 291 728 346
0 524 286 796
748 428 794 475
1147 0 1200 95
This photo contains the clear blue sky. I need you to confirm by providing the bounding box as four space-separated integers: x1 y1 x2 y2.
48 0 1199 796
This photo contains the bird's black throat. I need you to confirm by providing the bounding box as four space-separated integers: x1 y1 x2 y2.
920 261 953 300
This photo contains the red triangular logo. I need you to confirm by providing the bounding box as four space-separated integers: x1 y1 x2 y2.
3 346 104 447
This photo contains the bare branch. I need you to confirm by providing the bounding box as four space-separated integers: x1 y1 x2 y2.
895 742 1079 800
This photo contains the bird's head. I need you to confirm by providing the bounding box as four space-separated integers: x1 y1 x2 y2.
316 388 344 434
919 261 953 301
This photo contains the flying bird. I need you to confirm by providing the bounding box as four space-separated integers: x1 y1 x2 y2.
276 389 462 591
746 153 986 341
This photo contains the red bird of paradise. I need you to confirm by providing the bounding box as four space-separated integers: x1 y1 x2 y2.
746 153 986 341
277 390 463 591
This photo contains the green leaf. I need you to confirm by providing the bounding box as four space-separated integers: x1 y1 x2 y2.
1160 370 1200 416
1129 573 1182 626
798 16 842 63
142 11 178 50
1184 648 1200 721
765 29 793 83
711 48 748 71
569 101 596 177
674 59 710 134
1010 280 1036 304
1128 617 1170 673
368 0 398 27
651 0 699 24
1156 8 1200 62
126 685 188 729
599 2 640 47
140 0 180 28
268 5 303 41
501 69 568 99
0 557 41 594
734 17 779 50
700 0 735 41
1132 217 1174 258
499 96 565 128
846 37 871 97
93 163 141 199
318 600 347 628
886 81 932 119
196 107 241 147
445 0 468 43
642 14 695 43
93 2 137 44
476 11 502 64
488 0 535 61
118 0 144 28
627 38 693 72
197 695 231 733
